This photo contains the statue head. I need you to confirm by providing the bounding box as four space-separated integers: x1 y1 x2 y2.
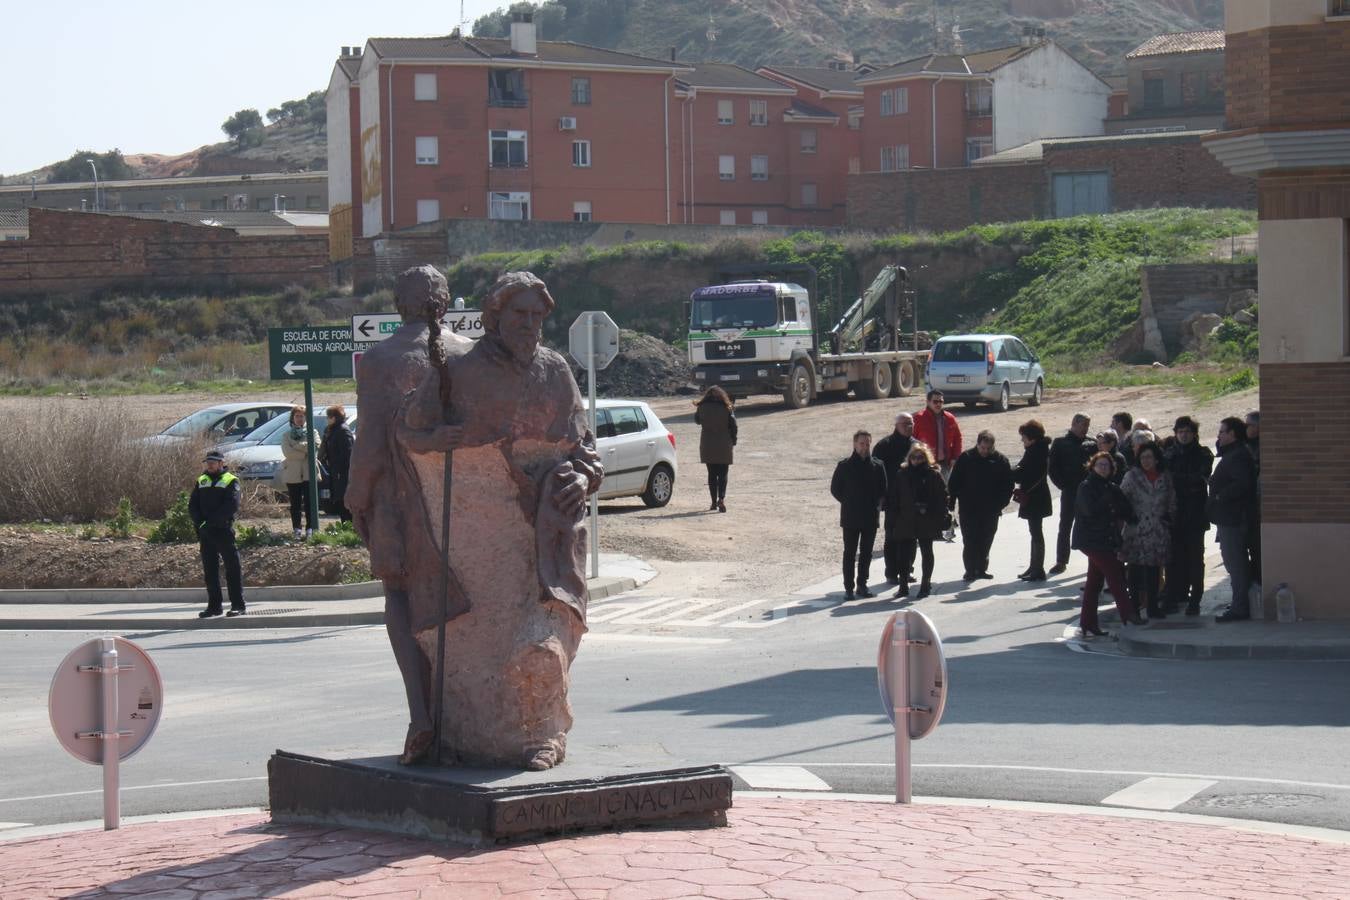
394 265 449 325
485 271 556 363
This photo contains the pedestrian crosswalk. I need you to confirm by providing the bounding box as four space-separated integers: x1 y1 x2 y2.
587 591 840 629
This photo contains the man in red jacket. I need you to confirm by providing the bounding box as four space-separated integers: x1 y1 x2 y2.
912 390 963 480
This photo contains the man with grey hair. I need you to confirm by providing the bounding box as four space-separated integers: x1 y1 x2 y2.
874 411 916 584
347 264 472 765
1048 413 1095 575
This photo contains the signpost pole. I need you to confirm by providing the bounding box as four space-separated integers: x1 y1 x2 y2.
304 377 319 535
891 613 912 805
587 313 599 580
99 637 120 830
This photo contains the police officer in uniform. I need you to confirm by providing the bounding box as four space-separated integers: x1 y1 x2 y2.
190 450 245 618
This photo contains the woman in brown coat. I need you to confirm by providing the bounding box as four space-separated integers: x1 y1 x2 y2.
694 386 737 512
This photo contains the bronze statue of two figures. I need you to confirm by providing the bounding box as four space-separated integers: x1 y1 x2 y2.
347 267 601 772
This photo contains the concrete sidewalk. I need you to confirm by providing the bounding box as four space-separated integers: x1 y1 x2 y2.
0 553 655 631
2 796 1347 898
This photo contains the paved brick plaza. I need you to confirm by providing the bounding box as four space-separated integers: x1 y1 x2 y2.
2 797 1348 898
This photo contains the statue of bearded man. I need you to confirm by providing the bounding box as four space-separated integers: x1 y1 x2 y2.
397 271 602 771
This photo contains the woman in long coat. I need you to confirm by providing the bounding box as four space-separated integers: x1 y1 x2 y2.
887 441 949 599
1119 441 1175 620
694 386 737 512
279 405 321 538
318 404 355 523
1073 451 1139 636
1012 420 1053 582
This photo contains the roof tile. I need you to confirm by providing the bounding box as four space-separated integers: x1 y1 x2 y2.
1126 30 1225 59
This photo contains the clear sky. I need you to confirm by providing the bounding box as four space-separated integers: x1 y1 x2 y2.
0 1 513 177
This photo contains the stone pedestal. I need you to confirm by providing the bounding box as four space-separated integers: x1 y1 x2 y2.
268 750 733 845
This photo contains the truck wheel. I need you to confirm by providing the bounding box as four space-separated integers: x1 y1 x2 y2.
783 364 812 409
1029 379 1043 406
996 383 1011 412
892 362 915 397
856 362 892 400
641 464 675 508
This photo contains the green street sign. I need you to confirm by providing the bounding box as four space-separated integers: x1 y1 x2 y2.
268 326 370 380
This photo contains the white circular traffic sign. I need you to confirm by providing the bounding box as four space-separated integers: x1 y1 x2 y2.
49 637 163 765
877 609 948 740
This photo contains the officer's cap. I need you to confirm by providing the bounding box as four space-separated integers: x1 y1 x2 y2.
203 450 226 463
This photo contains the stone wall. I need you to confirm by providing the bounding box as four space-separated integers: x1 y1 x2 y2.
1137 263 1258 360
0 209 331 297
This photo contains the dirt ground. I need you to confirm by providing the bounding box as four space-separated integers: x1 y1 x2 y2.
0 383 1256 590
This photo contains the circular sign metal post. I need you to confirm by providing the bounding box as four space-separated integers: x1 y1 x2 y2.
49 637 164 830
877 610 948 804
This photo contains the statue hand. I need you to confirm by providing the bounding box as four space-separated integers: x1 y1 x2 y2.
551 468 588 519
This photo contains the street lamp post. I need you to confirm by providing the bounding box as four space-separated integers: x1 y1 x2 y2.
87 160 100 212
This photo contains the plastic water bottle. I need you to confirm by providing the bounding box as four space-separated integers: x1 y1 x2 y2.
1249 583 1264 620
1275 583 1297 624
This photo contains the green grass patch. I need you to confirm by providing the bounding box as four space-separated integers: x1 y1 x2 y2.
307 520 364 548
1046 361 1258 403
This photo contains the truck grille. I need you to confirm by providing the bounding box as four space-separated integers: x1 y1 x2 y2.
703 340 756 360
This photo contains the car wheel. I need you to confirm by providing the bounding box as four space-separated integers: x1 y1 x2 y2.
996 383 1011 412
641 464 675 508
783 363 812 409
1029 379 1043 406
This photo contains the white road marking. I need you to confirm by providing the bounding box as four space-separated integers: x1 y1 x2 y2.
1101 777 1218 810
731 765 832 791
0 822 31 830
0 776 267 805
585 633 731 645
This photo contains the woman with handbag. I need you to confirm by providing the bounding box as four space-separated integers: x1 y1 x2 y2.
888 441 949 599
1073 451 1141 635
1012 419 1053 582
694 386 737 512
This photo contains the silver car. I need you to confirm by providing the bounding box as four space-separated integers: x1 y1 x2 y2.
144 401 293 447
225 409 359 489
587 399 677 508
925 334 1045 411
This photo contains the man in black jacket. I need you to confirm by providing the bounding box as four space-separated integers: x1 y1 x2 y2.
830 430 888 600
189 450 245 618
873 412 915 583
948 430 1015 580
1164 416 1214 615
1208 417 1256 622
1047 413 1094 575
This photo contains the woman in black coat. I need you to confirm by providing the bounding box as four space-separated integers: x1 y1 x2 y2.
693 386 737 512
318 404 356 523
1072 452 1140 635
1012 420 1053 581
887 442 949 599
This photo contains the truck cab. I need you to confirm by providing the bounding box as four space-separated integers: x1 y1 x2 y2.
687 281 815 399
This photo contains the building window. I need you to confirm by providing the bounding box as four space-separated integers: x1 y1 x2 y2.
719 155 735 180
416 199 440 223
255 197 271 211
880 145 909 172
848 156 860 175
572 140 591 167
573 201 592 222
489 130 527 168
749 99 767 126
965 138 992 165
571 76 591 105
719 210 736 225
751 155 768 181
751 210 768 225
966 83 992 117
306 195 323 210
801 183 818 207
1143 72 1166 109
881 87 908 116
800 129 817 154
717 99 734 125
489 191 530 220
848 110 862 130
415 136 439 165
414 73 437 101
488 69 527 107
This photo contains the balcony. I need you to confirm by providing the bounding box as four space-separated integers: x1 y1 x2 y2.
488 93 529 108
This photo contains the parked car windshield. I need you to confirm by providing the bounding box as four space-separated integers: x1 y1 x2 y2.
933 340 987 363
161 407 231 437
691 296 778 330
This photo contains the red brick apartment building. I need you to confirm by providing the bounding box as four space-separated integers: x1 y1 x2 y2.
1205 0 1350 620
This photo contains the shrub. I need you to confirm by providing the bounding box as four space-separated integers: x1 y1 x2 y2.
105 497 134 539
148 491 198 544
238 524 286 547
308 520 363 548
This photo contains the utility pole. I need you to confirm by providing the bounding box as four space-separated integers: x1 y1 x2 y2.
87 160 100 212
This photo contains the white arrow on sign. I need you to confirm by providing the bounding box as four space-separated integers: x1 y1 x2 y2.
283 361 309 376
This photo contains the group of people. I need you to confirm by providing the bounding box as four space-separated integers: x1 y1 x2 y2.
829 390 1263 637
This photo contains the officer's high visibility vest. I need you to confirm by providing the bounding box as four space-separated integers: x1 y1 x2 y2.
197 472 238 489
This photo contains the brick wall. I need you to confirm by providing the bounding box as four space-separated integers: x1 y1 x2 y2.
0 209 330 297
1043 137 1256 211
847 163 1045 232
1259 168 1350 220
1227 22 1350 131
1260 362 1350 525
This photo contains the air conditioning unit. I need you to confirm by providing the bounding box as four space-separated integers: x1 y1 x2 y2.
558 116 577 131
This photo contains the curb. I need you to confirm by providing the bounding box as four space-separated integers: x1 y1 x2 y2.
0 575 640 631
1116 631 1350 661
0 581 383 605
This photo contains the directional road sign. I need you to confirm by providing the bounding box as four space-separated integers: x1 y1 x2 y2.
443 309 485 340
351 313 402 342
268 326 369 380
568 311 620 371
